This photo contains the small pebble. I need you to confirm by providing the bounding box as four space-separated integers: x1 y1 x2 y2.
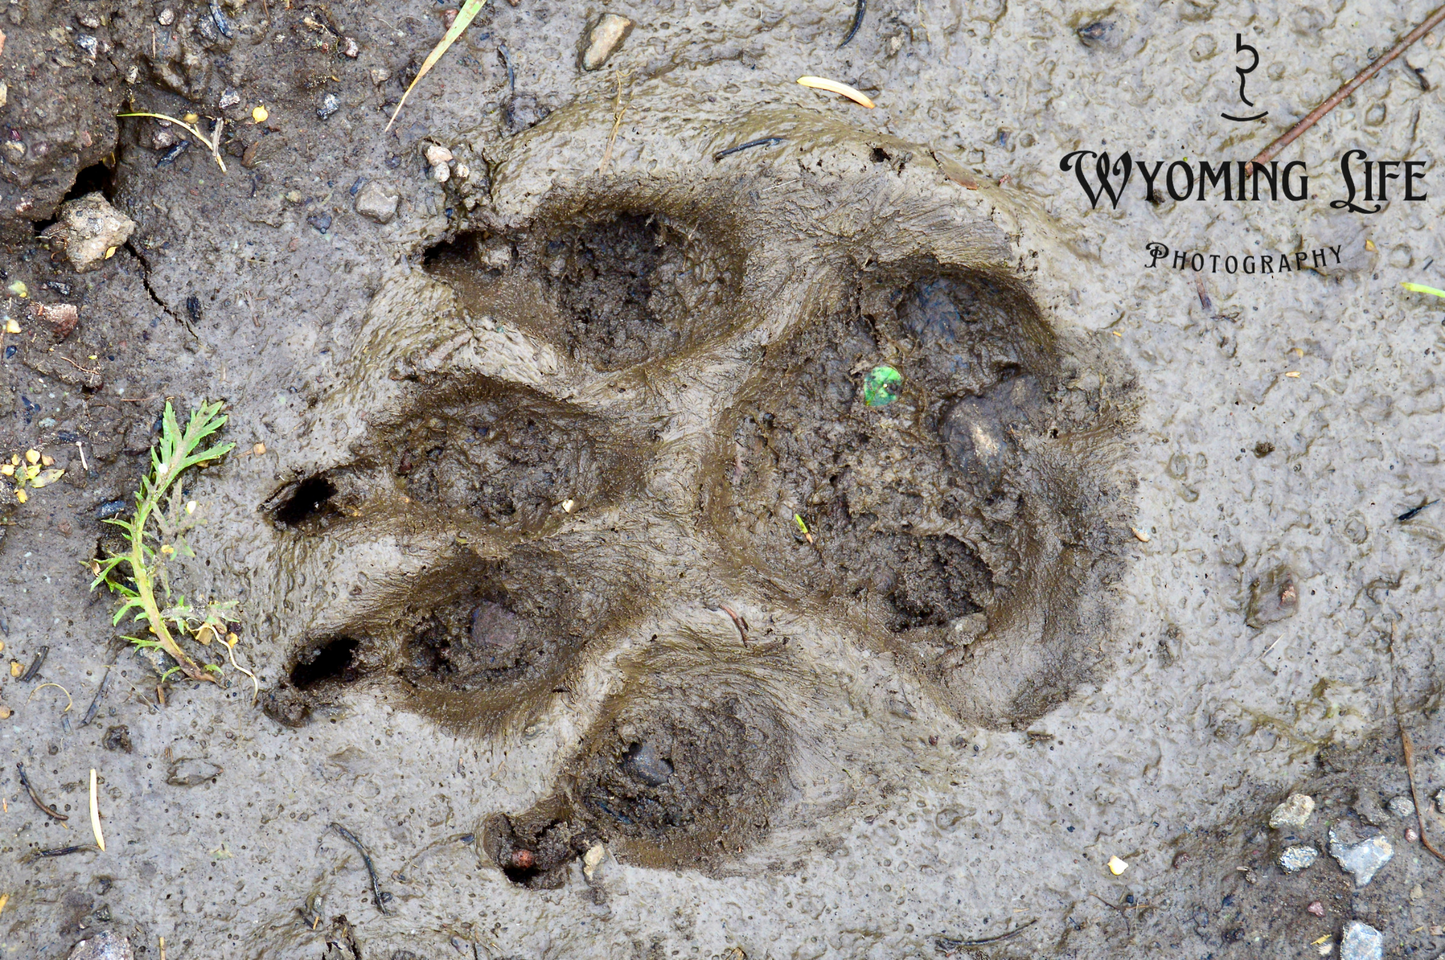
1406 827 1419 843
342 36 359 58
354 182 399 224
96 499 127 520
424 143 454 166
1246 565 1298 627
65 929 134 960
581 13 634 71
166 758 223 786
1278 844 1318 873
1107 855 1128 876
150 125 178 155
1268 793 1315 829
1307 901 1325 917
1387 795 1415 818
219 87 241 110
1328 826 1393 887
306 212 332 234
370 67 391 85
38 194 136 274
158 8 174 25
1340 921 1383 960
317 93 340 120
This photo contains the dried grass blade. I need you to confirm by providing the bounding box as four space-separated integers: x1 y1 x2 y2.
89 769 106 852
386 0 490 132
117 112 227 173
797 75 875 108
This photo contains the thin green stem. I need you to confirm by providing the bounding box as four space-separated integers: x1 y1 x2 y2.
95 401 234 683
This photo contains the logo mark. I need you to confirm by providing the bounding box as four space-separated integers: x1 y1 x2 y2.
1223 33 1268 122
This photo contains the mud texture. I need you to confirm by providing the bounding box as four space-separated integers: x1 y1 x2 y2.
3 0 1445 958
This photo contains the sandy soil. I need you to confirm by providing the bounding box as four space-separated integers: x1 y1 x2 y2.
2 0 1445 957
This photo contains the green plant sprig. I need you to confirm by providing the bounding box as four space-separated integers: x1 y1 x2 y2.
90 400 236 683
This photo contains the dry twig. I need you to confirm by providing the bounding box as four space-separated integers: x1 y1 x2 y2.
1246 4 1445 173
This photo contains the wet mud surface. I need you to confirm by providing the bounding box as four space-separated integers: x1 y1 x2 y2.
2 0 1445 957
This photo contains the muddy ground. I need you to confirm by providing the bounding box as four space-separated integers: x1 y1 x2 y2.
2 0 1445 957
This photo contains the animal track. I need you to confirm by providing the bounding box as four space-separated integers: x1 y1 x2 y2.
262 88 1138 882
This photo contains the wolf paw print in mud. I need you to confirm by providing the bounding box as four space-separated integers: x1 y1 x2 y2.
258 82 1139 887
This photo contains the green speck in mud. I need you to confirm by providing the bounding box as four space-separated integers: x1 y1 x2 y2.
864 365 902 407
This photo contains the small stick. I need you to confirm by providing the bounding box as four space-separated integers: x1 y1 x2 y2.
19 645 49 681
80 666 114 727
937 917 1038 950
713 137 787 162
1192 273 1212 312
839 0 866 47
1246 4 1445 174
30 845 91 859
331 822 392 914
16 762 68 822
1400 722 1445 863
90 769 106 852
76 441 88 471
1398 499 1438 522
718 605 750 645
498 44 515 97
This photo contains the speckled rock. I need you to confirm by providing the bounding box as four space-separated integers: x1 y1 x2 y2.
1278 845 1318 873
67 930 134 960
39 193 136 273
1387 795 1415 818
581 13 633 71
1329 826 1393 887
1340 921 1383 960
1268 793 1315 829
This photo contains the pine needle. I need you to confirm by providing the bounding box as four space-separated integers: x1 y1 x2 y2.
386 0 490 132
118 112 227 173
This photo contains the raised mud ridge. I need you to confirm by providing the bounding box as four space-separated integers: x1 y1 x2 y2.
257 87 1139 882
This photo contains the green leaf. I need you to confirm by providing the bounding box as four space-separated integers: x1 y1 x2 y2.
863 364 903 407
